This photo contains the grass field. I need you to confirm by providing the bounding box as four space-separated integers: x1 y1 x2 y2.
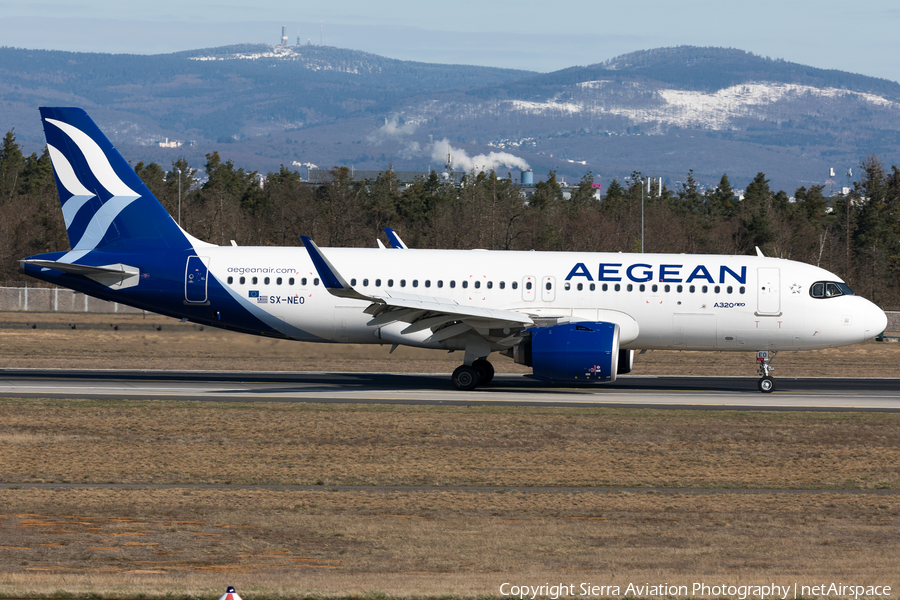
0 312 899 599
1 311 898 377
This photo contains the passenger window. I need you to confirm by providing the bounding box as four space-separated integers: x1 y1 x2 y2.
252 277 258 285
301 277 307 286
388 279 394 287
487 281 493 289
314 278 319 286
499 281 505 290
739 286 745 294
577 283 583 291
425 280 431 288
651 284 658 292
375 279 382 287
400 279 406 287
627 284 633 292
227 276 233 284
702 285 708 293
602 283 608 291
614 283 621 291
589 283 595 291
412 280 418 287
438 281 443 288
450 281 456 288
545 282 552 290
462 281 468 289
240 276 245 284
714 286 721 294
264 277 270 285
727 286 733 294
689 285 695 293
512 282 518 290
676 285 683 293
664 284 670 292
474 281 481 289
525 281 532 290
639 284 645 292
277 277 283 285
363 278 369 286
289 277 294 286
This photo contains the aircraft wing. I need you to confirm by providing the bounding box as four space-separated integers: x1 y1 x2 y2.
301 237 532 343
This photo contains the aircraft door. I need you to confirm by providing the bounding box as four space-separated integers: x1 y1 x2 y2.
185 256 209 303
757 267 781 315
541 276 556 302
522 276 536 301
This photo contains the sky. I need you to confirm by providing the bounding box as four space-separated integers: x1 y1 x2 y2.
2 0 900 82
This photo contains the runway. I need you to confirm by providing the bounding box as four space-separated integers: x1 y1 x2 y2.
1 369 899 410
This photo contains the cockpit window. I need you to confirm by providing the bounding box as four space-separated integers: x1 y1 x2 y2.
810 281 855 299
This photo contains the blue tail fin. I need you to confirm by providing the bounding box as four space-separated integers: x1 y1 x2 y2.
39 107 203 261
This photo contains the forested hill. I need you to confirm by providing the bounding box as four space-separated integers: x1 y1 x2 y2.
2 44 900 191
472 46 900 100
0 44 534 142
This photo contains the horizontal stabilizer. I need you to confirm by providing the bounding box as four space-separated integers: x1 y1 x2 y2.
20 259 140 290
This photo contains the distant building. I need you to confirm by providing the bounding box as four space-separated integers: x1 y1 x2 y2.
307 168 466 188
306 167 589 200
158 137 183 148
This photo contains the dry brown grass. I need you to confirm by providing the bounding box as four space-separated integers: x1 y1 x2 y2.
0 399 899 598
1 487 899 599
2 399 900 490
1 310 899 599
1 311 898 376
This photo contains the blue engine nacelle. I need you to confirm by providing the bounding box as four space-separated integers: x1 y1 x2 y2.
516 321 621 383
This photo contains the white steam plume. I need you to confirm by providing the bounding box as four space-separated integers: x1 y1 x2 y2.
430 138 529 173
367 115 417 144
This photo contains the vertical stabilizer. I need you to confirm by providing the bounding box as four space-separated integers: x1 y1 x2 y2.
39 107 209 261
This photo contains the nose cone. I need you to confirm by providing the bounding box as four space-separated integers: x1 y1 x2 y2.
864 301 888 341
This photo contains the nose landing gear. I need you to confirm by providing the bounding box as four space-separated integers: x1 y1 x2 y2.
756 350 777 393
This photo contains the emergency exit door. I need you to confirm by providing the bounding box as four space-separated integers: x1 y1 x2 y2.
757 267 780 315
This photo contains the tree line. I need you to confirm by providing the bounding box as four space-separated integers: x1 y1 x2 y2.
2 129 898 307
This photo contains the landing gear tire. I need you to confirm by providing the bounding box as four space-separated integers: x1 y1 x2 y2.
756 350 777 394
758 376 776 393
472 359 495 385
452 365 480 391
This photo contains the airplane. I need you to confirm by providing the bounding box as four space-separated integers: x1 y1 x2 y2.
19 107 888 393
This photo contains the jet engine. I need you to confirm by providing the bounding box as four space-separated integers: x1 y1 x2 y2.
514 321 620 382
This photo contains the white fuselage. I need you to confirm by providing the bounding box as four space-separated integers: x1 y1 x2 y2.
201 246 887 353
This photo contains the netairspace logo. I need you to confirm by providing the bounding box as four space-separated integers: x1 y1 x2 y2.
498 582 892 599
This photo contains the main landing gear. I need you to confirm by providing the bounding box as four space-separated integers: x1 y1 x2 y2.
756 350 777 393
451 359 494 391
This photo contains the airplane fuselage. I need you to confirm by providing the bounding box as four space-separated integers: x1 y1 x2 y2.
33 246 883 354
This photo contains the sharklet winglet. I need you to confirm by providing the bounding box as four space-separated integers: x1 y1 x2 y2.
301 236 382 303
384 227 408 249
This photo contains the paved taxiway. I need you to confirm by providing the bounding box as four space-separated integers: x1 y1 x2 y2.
1 369 898 410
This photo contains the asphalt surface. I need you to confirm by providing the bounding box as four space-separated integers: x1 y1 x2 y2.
1 369 899 411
